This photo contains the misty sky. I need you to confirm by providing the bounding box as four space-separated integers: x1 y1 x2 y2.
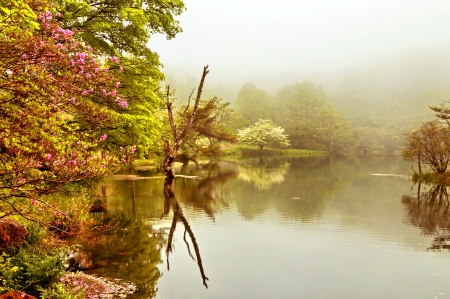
149 0 450 86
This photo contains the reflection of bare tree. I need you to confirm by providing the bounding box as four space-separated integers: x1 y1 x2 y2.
161 178 209 288
182 168 237 220
238 162 289 190
402 184 450 251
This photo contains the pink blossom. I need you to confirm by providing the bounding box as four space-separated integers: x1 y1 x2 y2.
56 12 62 18
69 97 76 103
119 66 124 72
22 54 27 59
81 90 88 95
45 153 52 160
85 73 91 79
119 100 128 108
56 43 62 49
115 97 121 102
51 3 55 7
120 147 124 152
31 199 37 205
94 68 99 74
111 90 117 96
87 46 92 51
100 134 107 141
69 159 77 167
111 56 119 63
114 81 120 88
130 145 136 154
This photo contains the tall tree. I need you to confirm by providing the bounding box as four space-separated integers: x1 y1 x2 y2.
234 83 272 127
0 1 123 222
316 105 352 154
55 0 186 156
402 120 450 173
273 82 328 149
163 66 209 179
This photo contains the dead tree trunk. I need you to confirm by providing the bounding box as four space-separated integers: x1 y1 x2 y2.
163 65 210 179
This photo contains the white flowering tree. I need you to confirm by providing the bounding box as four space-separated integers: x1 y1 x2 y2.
237 119 290 155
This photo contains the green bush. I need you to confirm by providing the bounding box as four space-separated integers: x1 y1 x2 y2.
0 247 65 298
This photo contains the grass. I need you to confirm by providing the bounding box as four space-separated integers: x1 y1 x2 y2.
131 158 159 170
219 144 326 158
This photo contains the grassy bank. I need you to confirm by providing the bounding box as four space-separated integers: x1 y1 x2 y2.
219 144 326 158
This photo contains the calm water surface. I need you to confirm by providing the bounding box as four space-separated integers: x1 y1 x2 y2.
84 157 450 299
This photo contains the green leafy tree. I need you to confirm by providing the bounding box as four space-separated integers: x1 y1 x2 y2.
234 83 272 127
0 1 125 222
273 82 328 149
55 0 186 156
237 119 290 155
316 105 352 154
0 0 40 32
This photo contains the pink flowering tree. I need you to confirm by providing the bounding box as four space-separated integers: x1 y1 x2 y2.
0 0 127 224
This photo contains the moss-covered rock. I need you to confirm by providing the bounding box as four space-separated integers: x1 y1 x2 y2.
0 219 28 252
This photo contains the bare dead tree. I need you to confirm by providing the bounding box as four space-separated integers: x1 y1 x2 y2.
163 65 210 179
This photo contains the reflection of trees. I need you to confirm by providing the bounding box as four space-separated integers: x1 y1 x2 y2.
402 184 450 251
161 178 209 288
272 157 349 221
79 214 165 298
180 167 237 220
238 162 289 190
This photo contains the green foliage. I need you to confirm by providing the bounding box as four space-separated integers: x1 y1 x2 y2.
38 282 80 299
237 119 290 152
220 144 323 158
0 248 64 297
234 83 272 127
273 82 328 148
55 0 186 157
0 0 40 33
0 1 123 222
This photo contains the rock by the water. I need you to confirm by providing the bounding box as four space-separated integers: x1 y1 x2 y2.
0 218 28 252
64 249 94 270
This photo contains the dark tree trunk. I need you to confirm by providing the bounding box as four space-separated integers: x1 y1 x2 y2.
163 66 209 179
259 144 264 156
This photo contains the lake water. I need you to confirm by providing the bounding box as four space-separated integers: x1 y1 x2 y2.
83 156 450 299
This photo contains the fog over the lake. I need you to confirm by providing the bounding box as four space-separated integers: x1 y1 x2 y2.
149 0 450 95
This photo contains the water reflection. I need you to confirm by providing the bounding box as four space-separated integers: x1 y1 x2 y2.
178 164 238 220
80 214 165 298
402 183 450 251
162 178 209 288
238 160 289 190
